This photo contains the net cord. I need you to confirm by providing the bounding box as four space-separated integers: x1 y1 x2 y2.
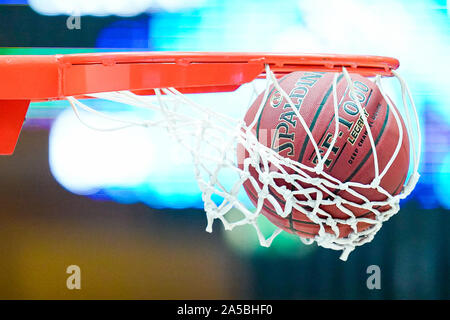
63 65 421 261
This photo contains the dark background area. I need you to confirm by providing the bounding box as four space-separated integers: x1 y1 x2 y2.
0 5 151 48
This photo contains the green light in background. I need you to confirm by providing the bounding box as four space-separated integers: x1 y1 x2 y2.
222 208 317 258
0 47 109 55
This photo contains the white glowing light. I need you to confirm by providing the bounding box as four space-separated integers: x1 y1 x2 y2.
448 0 450 18
49 107 156 195
28 0 205 16
48 101 203 208
274 0 450 122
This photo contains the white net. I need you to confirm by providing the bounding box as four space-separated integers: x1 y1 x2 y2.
66 65 421 261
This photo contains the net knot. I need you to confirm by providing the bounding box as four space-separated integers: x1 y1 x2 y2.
258 172 272 185
345 217 357 225
340 183 349 191
309 177 322 187
281 188 294 202
250 155 261 167
326 217 338 227
370 177 381 188
333 197 342 207
313 164 324 175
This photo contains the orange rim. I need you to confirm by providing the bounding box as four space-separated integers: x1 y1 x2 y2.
0 52 400 155
0 52 399 100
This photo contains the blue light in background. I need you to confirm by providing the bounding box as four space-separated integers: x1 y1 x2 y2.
96 16 151 49
0 0 27 3
148 0 301 51
436 152 450 209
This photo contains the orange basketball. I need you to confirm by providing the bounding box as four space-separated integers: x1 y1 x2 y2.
238 71 410 238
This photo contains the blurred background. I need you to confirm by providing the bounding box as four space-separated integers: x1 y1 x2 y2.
0 0 449 299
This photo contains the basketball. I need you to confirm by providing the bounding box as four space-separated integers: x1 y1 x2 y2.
238 71 410 239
